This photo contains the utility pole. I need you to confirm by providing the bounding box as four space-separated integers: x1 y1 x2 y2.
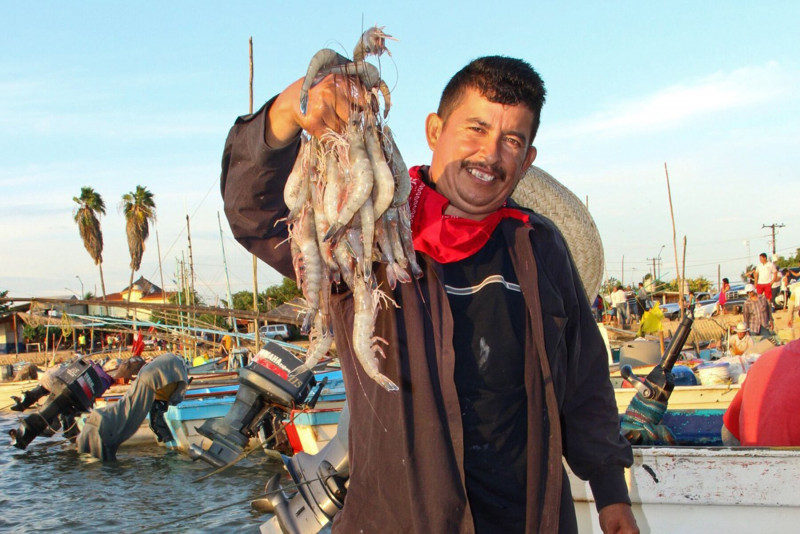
762 223 785 255
646 257 657 280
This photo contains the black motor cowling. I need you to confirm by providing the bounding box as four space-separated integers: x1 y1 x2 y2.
9 359 112 450
189 341 315 467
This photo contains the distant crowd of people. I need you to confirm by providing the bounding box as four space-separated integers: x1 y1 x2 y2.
597 252 800 335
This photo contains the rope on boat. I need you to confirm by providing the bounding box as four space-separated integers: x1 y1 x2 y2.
135 472 335 534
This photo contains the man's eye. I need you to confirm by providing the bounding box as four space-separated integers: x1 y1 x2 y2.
505 137 522 148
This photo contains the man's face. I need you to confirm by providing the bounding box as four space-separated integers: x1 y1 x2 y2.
760 256 767 264
425 88 538 220
737 331 746 339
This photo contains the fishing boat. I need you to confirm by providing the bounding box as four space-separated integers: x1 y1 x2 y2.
569 446 800 533
282 370 346 455
165 368 346 455
614 382 739 413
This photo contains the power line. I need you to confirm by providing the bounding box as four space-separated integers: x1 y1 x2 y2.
762 223 785 255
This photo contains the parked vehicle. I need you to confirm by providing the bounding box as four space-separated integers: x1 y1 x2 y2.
259 324 292 342
694 295 720 318
660 302 682 320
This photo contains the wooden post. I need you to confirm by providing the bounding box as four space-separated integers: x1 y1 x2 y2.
665 163 684 318
12 313 19 360
157 229 166 305
249 36 261 353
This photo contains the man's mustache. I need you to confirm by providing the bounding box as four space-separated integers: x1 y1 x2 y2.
460 160 506 181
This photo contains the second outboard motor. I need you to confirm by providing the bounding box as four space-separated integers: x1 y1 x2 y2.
9 358 113 449
259 404 350 534
189 341 316 467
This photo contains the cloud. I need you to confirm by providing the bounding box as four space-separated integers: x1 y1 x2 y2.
549 61 795 140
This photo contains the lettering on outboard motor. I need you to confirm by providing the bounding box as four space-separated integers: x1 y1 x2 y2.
256 349 303 388
76 374 96 401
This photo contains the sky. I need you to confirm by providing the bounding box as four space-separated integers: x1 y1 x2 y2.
2 1 798 304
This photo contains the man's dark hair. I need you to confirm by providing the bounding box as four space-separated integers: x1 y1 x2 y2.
760 253 767 259
437 56 546 143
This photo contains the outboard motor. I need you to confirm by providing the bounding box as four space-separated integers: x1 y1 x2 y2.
620 316 694 445
259 404 350 534
189 341 316 467
9 358 113 449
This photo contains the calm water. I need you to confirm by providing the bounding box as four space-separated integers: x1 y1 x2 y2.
0 412 284 533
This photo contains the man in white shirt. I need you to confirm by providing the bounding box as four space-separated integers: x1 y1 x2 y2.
611 285 628 327
754 252 778 303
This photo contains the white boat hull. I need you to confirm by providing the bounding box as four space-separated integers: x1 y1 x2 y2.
570 446 800 533
615 384 739 413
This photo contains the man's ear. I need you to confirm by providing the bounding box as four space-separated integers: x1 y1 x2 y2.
425 113 443 150
522 145 537 173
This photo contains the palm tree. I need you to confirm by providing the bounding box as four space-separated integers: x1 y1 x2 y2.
73 187 108 306
121 185 156 304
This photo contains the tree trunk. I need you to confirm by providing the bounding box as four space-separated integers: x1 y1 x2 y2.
127 268 135 316
98 262 108 316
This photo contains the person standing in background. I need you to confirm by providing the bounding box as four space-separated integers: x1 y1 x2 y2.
611 285 628 327
718 278 730 315
635 283 648 322
754 253 778 304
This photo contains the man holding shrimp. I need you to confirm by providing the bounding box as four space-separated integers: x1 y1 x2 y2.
222 56 637 533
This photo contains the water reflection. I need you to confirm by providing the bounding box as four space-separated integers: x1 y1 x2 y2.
0 413 281 533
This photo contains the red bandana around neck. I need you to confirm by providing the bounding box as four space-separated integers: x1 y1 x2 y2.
407 166 529 264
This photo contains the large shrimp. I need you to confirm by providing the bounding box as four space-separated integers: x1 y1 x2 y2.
375 215 411 289
381 125 411 207
359 195 375 279
290 204 324 334
300 26 394 116
321 147 344 227
364 122 394 220
284 137 311 217
333 238 356 289
309 164 340 283
324 122 374 241
299 49 350 115
395 204 423 279
352 274 398 392
290 309 335 378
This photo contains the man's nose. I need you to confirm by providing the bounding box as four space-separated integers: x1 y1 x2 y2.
477 134 502 164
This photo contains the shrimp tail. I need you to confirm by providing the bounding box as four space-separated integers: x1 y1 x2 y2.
323 222 346 243
371 373 399 392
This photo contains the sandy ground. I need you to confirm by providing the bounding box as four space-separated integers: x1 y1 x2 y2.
607 307 800 345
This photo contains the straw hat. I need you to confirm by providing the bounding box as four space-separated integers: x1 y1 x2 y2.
735 322 747 333
511 165 604 299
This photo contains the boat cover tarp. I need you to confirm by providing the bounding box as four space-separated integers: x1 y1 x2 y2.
76 353 188 461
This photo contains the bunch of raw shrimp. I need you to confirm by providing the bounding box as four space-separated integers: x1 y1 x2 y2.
285 27 420 392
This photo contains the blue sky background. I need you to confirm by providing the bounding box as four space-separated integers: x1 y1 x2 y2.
2 2 798 302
